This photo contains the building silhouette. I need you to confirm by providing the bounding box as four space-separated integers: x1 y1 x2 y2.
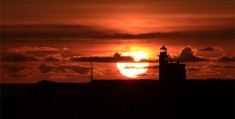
159 45 186 80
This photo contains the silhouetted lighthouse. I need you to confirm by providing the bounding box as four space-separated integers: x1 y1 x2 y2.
159 45 186 81
159 45 168 65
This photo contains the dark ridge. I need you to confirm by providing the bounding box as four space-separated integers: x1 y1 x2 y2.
1 80 234 119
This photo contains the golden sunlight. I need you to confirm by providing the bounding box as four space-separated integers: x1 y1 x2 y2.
116 51 149 78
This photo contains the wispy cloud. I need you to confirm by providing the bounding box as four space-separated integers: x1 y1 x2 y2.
216 55 235 62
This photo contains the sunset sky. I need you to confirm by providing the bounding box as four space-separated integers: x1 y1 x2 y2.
1 0 234 83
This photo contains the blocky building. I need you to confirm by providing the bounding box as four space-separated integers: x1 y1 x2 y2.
159 45 186 80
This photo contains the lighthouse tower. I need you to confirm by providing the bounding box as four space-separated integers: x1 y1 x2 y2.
159 45 168 80
158 45 186 81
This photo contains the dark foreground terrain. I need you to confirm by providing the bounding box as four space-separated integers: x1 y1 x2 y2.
1 80 234 119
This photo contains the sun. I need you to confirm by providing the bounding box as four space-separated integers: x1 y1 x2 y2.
116 51 149 78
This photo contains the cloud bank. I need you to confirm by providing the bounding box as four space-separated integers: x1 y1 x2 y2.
169 46 208 62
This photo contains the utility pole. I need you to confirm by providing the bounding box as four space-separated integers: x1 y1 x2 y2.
90 59 93 82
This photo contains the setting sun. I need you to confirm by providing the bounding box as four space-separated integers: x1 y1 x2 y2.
116 51 149 78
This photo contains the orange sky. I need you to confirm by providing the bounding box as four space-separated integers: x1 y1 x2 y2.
1 0 234 83
2 0 234 33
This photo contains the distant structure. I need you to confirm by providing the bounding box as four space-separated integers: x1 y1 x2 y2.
159 45 186 80
90 60 93 81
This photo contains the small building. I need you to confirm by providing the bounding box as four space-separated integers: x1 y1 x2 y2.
159 45 186 80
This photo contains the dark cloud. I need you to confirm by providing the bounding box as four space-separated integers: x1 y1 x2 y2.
199 47 223 51
122 65 148 69
186 64 234 78
123 66 138 69
171 46 208 62
39 63 90 74
136 73 148 76
147 65 159 69
118 64 157 71
223 65 235 69
6 47 70 57
150 73 159 76
8 73 30 78
1 64 35 78
187 63 234 77
217 56 235 62
1 53 39 62
187 66 201 71
71 56 115 62
189 64 221 75
6 65 27 73
71 53 134 62
169 47 234 62
2 47 73 62
44 54 62 62
105 27 234 41
204 64 235 69
197 69 221 75
1 24 234 41
7 46 60 53
165 28 234 41
49 74 66 79
58 65 90 74
204 64 222 69
44 57 61 62
1 24 118 40
39 64 54 73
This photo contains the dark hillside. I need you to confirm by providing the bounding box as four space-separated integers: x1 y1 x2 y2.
1 80 234 119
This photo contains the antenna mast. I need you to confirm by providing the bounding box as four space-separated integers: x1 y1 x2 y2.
90 60 93 81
